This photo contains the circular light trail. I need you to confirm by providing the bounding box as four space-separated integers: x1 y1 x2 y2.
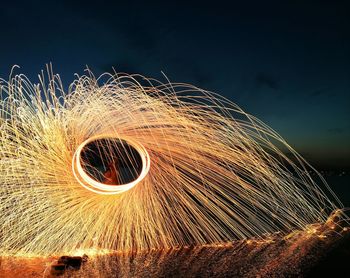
72 135 150 194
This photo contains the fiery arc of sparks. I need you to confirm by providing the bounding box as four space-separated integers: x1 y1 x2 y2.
0 68 347 256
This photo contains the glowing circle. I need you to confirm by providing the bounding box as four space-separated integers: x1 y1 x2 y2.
72 135 150 194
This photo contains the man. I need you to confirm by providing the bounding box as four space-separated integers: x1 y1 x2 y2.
103 160 120 185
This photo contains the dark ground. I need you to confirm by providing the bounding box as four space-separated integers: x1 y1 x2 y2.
305 232 350 277
1 220 349 277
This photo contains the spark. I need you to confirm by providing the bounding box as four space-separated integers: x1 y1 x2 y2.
0 68 347 256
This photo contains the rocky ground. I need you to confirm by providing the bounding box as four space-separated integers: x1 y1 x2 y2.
0 223 349 277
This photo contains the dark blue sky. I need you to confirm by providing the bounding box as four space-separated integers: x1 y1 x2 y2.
0 0 349 169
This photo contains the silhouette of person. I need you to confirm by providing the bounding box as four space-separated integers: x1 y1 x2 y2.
103 160 120 185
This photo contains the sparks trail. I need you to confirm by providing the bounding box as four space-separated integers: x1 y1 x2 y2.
0 68 347 256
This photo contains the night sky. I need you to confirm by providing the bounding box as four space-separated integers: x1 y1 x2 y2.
0 0 349 170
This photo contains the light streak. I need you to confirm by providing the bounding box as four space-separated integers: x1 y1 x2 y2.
72 135 150 194
0 68 347 256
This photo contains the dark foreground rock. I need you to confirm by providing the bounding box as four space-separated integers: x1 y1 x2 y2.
50 255 88 276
